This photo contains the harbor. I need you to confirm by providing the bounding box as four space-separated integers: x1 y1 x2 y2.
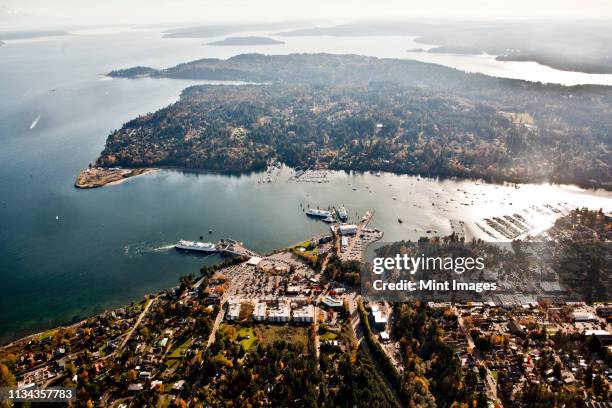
3 165 611 342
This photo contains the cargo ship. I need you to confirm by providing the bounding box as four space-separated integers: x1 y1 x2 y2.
175 240 217 253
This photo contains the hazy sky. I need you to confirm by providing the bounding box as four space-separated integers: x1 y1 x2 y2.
2 0 612 28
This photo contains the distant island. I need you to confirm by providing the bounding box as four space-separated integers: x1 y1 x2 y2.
207 36 285 46
275 21 612 74
86 53 612 190
162 22 300 38
0 30 69 41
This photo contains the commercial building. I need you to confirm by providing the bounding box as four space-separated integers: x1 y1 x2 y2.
585 330 612 344
293 304 315 323
286 285 301 295
322 296 343 308
246 256 262 266
226 302 241 321
338 224 357 236
341 236 348 251
570 311 597 322
370 305 388 330
253 302 267 321
268 302 291 322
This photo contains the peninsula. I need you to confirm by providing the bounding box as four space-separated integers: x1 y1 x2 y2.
75 167 153 188
81 53 612 189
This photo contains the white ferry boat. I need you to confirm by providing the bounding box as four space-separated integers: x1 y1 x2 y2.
305 208 332 218
175 240 217 253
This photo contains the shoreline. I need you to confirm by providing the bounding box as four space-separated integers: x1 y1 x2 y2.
74 167 156 188
78 163 612 193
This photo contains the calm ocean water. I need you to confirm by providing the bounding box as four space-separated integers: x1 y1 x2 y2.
1 28 611 343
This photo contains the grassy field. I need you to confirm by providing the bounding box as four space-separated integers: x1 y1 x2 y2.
292 240 318 257
320 331 338 341
236 326 257 351
167 339 191 359
221 324 258 351
254 325 309 353
34 328 59 341
222 323 310 353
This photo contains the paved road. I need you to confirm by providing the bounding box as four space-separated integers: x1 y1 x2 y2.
206 303 227 350
94 295 160 363
314 305 321 360
117 296 159 351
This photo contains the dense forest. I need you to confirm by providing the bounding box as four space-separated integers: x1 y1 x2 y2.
103 53 612 189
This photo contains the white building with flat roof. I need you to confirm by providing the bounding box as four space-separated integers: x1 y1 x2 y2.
286 285 301 295
341 236 348 251
338 224 357 236
372 310 388 330
571 311 597 322
293 304 315 323
246 256 262 266
253 302 267 321
322 296 343 308
268 302 291 322
226 302 241 321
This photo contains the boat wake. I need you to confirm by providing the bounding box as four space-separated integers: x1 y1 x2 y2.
152 244 175 252
124 242 175 258
30 113 41 129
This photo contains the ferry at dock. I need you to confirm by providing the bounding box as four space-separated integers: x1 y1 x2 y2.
175 240 217 253
305 208 332 218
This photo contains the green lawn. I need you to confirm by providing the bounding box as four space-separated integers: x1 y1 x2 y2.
294 240 312 249
320 331 338 341
221 324 259 351
35 328 59 341
292 240 317 255
236 327 257 351
167 339 191 359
